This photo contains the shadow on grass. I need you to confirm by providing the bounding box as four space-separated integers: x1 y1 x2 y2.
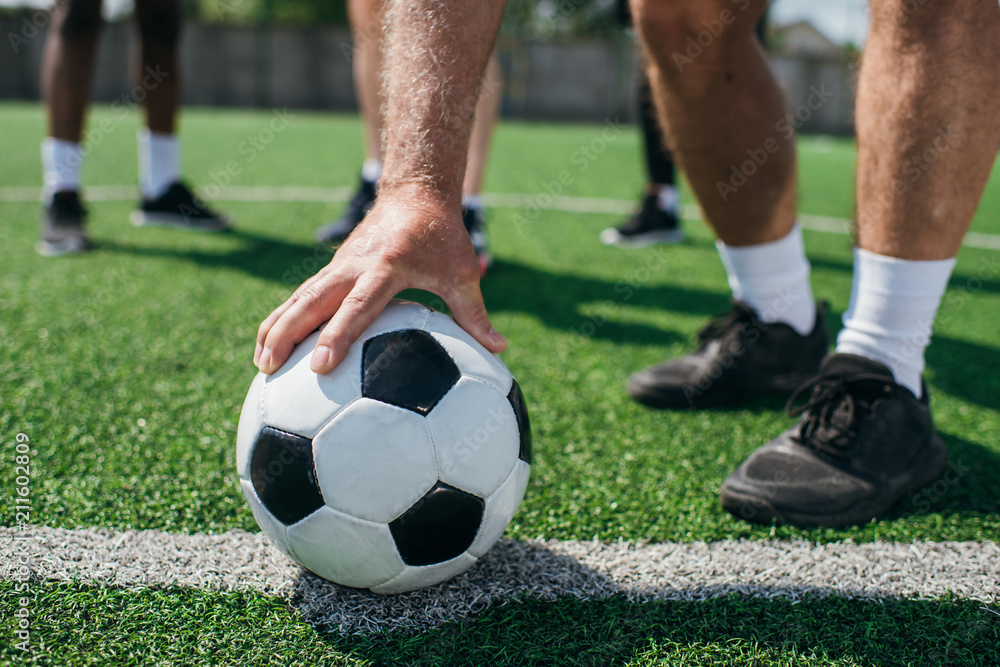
98 232 1000 407
480 258 734 348
925 336 1000 412
325 594 999 667
98 234 739 348
98 228 331 291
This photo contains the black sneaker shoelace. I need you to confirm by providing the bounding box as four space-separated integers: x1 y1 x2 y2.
786 370 895 459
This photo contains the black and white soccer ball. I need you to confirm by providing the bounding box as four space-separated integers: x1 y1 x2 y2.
237 300 531 594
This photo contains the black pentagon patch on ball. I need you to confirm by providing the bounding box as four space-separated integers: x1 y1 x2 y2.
389 482 484 566
362 329 460 415
507 379 532 464
250 427 325 525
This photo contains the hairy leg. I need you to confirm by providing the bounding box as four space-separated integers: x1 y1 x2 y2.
462 53 503 196
631 0 795 246
256 0 509 375
856 0 1000 259
42 0 102 141
349 0 384 164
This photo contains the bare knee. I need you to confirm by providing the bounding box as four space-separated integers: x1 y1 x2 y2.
54 0 102 41
135 0 182 46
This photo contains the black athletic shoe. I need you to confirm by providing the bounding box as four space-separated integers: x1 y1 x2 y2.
600 194 684 248
627 300 829 409
720 353 949 528
131 181 230 231
314 177 377 245
462 205 492 277
37 190 93 256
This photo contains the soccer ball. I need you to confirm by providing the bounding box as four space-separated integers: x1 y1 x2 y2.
236 300 531 594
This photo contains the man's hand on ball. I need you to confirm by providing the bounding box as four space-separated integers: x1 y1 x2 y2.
254 185 507 375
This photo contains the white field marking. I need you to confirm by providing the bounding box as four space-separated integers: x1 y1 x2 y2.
2 527 998 635
3 185 1000 251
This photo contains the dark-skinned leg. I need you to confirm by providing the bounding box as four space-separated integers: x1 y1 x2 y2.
42 0 101 143
37 0 102 255
130 0 229 230
133 0 181 199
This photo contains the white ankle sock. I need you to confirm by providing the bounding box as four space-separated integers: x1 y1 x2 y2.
361 159 382 184
138 129 180 200
654 184 679 214
41 138 84 202
716 224 816 335
835 247 955 398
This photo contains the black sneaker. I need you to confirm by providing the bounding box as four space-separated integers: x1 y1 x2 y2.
720 353 949 528
462 205 492 277
37 190 93 256
627 300 828 409
131 181 230 231
600 194 684 248
314 176 376 245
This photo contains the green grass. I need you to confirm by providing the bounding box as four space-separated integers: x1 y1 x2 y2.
1 102 999 664
3 582 998 666
2 102 998 543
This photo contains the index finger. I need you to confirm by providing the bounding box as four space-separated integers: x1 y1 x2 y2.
309 270 399 373
256 272 353 374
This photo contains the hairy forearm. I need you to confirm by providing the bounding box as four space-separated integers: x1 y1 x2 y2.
379 0 507 202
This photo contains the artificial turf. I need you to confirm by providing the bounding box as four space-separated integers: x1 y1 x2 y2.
1 101 999 664
1 102 997 543
2 582 998 666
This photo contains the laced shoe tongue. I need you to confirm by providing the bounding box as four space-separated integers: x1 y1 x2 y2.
799 389 858 455
796 353 897 453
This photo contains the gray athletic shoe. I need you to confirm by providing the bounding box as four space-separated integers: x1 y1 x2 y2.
37 190 93 256
720 353 949 528
131 181 230 231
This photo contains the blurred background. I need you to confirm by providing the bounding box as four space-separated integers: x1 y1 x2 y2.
0 0 868 134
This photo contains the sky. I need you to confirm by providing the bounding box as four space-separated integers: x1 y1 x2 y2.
769 0 870 46
4 0 873 45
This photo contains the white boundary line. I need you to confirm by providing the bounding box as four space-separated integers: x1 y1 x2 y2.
3 185 999 251
2 526 997 634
